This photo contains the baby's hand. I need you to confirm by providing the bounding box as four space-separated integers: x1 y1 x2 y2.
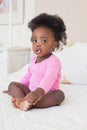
24 88 45 105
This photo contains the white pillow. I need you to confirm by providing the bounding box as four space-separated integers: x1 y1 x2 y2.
54 43 87 85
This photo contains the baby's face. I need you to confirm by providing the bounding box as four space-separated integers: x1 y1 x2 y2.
31 26 57 58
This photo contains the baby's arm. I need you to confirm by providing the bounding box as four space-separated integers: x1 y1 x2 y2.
24 88 45 105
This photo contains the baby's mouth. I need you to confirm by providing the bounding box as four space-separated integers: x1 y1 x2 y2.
35 48 42 54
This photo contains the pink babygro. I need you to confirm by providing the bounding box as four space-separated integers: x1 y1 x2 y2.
20 54 61 93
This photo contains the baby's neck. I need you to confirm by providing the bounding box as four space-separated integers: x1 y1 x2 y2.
35 53 52 63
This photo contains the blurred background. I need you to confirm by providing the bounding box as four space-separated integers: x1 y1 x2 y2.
0 0 87 48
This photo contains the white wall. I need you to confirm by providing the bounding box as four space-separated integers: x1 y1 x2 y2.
35 0 87 43
0 0 35 47
0 0 87 48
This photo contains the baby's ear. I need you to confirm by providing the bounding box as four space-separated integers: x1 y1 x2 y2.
53 41 58 49
52 42 58 51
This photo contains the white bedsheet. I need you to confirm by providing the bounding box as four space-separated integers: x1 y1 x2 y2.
0 70 87 130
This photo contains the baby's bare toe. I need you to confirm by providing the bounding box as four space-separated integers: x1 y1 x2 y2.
19 100 32 111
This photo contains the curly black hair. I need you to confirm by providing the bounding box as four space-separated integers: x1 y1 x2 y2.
28 13 67 49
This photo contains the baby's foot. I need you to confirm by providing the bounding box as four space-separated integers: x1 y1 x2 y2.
19 100 32 111
3 90 9 94
12 98 24 108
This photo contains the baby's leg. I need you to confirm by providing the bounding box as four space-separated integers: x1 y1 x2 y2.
8 82 30 108
8 82 30 98
19 89 65 111
34 90 65 108
18 89 65 111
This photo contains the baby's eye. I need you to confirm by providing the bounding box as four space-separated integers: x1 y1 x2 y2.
41 39 47 43
31 39 37 44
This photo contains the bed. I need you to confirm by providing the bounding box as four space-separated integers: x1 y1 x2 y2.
0 43 87 130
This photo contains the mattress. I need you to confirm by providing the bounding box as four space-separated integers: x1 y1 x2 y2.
0 69 87 130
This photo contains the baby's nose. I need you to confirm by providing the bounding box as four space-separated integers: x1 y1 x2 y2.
36 41 41 46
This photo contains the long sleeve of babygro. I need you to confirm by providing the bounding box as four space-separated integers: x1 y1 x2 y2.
20 66 31 86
